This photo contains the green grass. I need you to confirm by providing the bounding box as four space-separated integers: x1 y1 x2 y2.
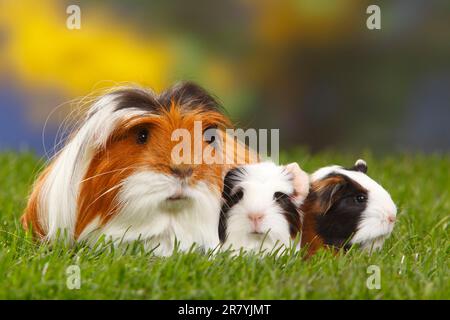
0 150 448 299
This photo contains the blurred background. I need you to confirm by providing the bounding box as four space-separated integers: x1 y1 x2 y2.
0 0 449 157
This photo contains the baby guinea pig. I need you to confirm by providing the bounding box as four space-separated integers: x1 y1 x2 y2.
219 162 309 253
301 159 397 256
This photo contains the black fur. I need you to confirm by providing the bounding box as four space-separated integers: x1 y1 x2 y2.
219 167 245 242
219 167 301 242
273 192 301 238
348 161 368 174
113 88 161 113
114 81 224 114
314 174 368 249
159 81 223 113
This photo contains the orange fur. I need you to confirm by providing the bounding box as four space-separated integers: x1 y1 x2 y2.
21 164 52 238
75 103 257 238
301 176 347 257
22 87 260 240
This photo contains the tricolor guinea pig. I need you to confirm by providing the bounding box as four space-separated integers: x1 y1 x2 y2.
301 159 397 256
219 162 309 253
21 82 258 256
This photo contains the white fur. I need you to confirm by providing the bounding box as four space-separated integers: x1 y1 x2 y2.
38 90 152 241
222 162 299 254
311 164 397 250
35 87 223 256
78 171 221 256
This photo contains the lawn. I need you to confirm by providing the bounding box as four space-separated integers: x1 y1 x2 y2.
0 150 448 299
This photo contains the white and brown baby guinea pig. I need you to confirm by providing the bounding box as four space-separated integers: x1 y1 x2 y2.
301 159 397 256
21 82 258 256
219 161 309 253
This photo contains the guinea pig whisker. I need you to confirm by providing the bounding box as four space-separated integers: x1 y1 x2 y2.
221 179 244 198
105 190 130 216
51 105 77 155
219 190 234 203
220 193 235 205
219 194 241 211
42 96 82 159
273 193 287 202
79 166 143 183
83 183 125 212
44 92 102 160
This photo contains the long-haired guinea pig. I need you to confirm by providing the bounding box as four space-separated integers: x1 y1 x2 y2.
301 159 397 256
21 82 258 256
219 162 309 253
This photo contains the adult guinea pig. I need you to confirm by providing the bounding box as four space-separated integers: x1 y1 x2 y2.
21 82 258 256
301 159 397 256
219 162 309 253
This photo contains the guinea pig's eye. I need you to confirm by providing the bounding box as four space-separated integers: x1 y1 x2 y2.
355 194 367 203
234 189 244 200
203 125 218 145
231 189 244 202
136 128 149 145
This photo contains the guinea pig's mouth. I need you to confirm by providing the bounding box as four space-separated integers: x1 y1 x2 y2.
166 189 190 202
167 194 189 201
249 231 270 238
160 190 194 212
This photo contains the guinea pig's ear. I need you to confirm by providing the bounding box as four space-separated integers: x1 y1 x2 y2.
285 162 310 206
222 167 244 197
314 177 346 213
223 169 235 196
352 159 368 173
219 167 244 242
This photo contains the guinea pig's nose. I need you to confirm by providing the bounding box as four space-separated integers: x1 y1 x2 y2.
387 214 396 224
170 165 193 179
248 213 264 224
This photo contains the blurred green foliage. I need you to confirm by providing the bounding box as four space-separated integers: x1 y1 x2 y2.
0 0 449 153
